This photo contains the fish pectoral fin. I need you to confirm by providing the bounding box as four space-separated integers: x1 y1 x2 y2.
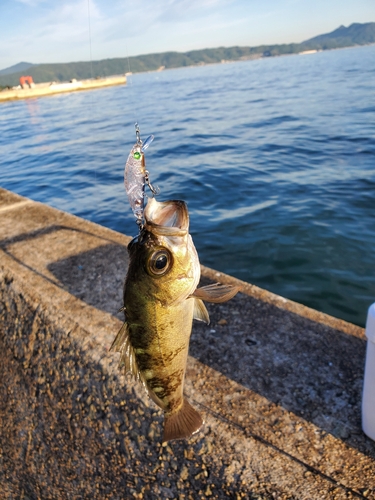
110 322 140 382
110 321 129 351
163 399 204 443
191 283 240 303
193 298 210 324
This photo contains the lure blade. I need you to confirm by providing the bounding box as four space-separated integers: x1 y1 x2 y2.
141 135 154 153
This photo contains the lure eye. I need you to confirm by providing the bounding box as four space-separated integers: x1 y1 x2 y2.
147 249 172 276
133 151 141 160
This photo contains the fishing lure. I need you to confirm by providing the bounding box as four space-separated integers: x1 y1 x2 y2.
124 123 158 228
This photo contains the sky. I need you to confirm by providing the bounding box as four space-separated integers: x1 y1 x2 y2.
0 0 374 71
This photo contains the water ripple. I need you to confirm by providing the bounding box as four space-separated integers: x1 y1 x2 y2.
1 45 375 325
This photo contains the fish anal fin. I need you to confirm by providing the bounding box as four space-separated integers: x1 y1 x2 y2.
163 399 203 443
142 379 167 410
191 283 240 303
193 298 210 324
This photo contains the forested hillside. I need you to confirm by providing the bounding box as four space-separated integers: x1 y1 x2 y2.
1 22 374 87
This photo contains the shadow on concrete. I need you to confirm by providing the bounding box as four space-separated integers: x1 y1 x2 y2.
47 243 127 321
0 224 122 249
1 225 374 460
0 225 128 321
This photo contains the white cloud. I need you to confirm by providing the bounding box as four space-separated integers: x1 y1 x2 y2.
15 0 46 5
1 0 105 64
1 0 373 70
155 0 233 20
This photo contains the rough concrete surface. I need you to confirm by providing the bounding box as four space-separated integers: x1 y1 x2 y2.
0 187 374 499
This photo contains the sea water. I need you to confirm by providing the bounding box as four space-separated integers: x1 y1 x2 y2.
1 44 374 326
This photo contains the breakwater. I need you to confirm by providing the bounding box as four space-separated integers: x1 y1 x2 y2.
0 187 374 499
0 75 126 102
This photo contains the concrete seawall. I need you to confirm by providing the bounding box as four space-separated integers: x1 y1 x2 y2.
0 76 127 102
0 187 374 499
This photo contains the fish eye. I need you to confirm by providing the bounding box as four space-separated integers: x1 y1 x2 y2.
148 249 172 276
133 151 142 160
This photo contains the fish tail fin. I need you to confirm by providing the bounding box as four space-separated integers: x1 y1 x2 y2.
163 399 203 443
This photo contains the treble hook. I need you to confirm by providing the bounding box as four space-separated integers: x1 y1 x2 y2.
145 170 159 195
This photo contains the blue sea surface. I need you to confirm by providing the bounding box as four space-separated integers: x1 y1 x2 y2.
1 45 374 326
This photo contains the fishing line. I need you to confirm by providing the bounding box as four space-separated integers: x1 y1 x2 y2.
87 0 94 81
124 45 139 130
122 37 161 235
86 0 97 190
86 0 107 298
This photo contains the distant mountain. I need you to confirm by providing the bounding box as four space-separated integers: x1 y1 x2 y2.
302 22 375 48
0 22 374 87
0 61 34 76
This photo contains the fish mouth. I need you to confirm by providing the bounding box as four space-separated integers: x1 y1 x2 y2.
144 198 189 236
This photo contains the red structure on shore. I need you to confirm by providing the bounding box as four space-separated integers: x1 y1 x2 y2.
19 76 35 89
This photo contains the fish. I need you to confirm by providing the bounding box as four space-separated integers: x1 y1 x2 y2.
111 197 239 442
124 133 155 224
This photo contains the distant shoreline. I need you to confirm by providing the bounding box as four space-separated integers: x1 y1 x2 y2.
1 21 374 87
1 43 372 101
134 42 375 76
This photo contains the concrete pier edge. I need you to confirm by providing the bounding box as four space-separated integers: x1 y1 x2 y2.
0 75 127 103
0 187 374 499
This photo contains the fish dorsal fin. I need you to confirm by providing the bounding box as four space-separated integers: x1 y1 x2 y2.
110 322 140 381
193 298 210 324
191 283 240 303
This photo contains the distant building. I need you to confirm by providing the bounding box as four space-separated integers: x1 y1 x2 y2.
299 50 319 55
